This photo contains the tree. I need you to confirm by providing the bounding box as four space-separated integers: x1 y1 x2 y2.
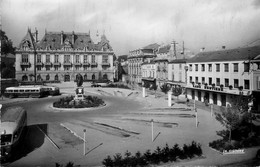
160 83 171 98
1 30 15 54
150 83 158 98
76 74 83 87
215 95 252 142
172 85 182 99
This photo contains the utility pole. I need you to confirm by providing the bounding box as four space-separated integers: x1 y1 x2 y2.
182 41 185 59
28 28 37 85
172 40 178 58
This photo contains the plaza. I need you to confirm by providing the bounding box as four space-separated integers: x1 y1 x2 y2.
1 82 259 166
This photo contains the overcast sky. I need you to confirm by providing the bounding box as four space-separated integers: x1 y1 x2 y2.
2 0 260 55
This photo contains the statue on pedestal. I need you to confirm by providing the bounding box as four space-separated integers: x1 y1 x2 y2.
75 74 84 101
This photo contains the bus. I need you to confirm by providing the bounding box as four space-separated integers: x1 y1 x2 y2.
42 86 60 96
4 86 45 98
0 106 27 161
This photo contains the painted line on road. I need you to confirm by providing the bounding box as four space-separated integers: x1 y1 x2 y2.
60 123 87 143
37 125 60 150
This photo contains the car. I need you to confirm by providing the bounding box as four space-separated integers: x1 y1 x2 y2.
91 82 101 87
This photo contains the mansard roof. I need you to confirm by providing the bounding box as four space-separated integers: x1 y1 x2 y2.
187 45 260 63
18 29 113 52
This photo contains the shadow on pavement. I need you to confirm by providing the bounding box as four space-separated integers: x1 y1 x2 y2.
2 124 47 164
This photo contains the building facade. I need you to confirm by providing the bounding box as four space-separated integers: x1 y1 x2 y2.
128 43 159 85
186 46 260 112
15 29 115 82
168 59 187 89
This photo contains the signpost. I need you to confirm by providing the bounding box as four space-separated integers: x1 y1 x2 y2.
195 108 198 128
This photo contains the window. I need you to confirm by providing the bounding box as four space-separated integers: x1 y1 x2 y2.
201 64 205 71
55 55 59 63
22 54 29 62
224 63 229 72
190 76 192 83
75 66 80 71
46 75 50 81
244 63 249 72
46 55 50 62
216 78 220 86
37 54 41 63
208 64 212 72
195 77 198 83
64 55 70 63
64 66 71 71
189 64 192 71
244 80 250 89
172 74 175 81
84 55 88 63
202 77 205 84
195 64 198 71
76 55 80 63
46 66 50 71
55 74 59 81
209 77 212 85
179 72 182 82
216 64 220 72
91 55 96 63
179 64 182 69
102 55 108 63
234 79 239 88
234 63 238 72
54 66 59 71
225 78 229 87
37 66 41 71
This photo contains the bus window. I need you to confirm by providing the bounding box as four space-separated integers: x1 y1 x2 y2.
1 134 12 145
20 90 25 92
14 90 18 93
31 90 35 92
36 90 39 92
25 90 30 92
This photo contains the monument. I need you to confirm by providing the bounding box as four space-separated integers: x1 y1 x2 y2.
75 74 84 100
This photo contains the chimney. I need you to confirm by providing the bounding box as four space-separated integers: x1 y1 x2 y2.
72 31 75 45
61 31 64 45
222 46 226 49
200 47 205 52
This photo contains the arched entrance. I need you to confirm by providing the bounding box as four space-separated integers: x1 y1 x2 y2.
84 74 87 80
55 74 59 81
22 75 28 81
92 74 96 80
103 74 108 80
37 74 42 81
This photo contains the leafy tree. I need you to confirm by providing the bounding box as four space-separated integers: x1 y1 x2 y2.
172 85 182 99
1 30 15 54
160 83 171 98
102 155 113 167
150 83 158 98
76 74 83 87
215 95 253 142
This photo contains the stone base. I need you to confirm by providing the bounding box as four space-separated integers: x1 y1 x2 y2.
74 94 84 100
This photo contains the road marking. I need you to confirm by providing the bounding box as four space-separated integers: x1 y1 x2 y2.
37 125 60 150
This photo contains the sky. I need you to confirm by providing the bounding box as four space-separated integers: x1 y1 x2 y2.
1 0 260 55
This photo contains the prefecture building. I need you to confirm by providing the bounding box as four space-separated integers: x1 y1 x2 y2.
186 46 260 112
15 29 115 82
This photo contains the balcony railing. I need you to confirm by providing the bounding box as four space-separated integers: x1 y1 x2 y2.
74 62 82 66
53 62 61 66
83 62 90 66
20 62 30 66
90 62 98 66
36 62 43 66
45 62 52 66
63 62 72 66
101 62 110 66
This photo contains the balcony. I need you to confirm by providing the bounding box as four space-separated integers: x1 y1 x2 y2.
53 62 61 66
63 62 72 66
83 62 90 66
101 62 110 66
20 62 30 66
90 62 98 66
36 62 43 66
74 62 82 66
45 62 52 66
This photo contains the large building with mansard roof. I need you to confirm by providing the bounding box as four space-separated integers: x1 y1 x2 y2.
15 28 114 82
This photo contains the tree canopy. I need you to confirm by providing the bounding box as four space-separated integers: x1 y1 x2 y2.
1 30 15 54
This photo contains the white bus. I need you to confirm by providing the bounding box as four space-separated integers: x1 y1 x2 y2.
0 106 27 161
4 86 46 98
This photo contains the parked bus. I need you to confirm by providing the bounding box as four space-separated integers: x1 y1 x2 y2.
4 86 45 98
0 106 27 161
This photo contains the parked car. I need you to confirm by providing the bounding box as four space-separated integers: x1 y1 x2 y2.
91 82 101 87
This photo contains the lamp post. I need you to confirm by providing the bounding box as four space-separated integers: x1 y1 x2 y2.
83 129 86 155
151 119 154 142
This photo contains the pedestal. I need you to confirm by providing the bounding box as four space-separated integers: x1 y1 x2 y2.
168 92 172 107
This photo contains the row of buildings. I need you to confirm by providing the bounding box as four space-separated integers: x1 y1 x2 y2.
127 42 260 113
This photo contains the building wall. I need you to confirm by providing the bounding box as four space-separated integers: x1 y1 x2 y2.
168 63 186 83
16 51 114 82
